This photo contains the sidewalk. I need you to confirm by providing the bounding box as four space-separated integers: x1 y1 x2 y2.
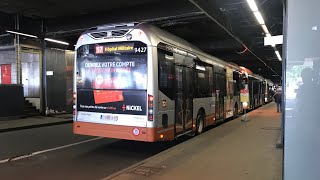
104 103 282 180
0 114 72 133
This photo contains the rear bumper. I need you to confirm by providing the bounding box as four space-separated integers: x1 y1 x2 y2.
73 121 174 142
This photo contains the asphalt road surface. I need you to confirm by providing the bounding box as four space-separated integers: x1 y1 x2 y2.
0 123 179 180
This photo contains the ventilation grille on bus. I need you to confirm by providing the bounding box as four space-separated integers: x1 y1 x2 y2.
88 29 130 39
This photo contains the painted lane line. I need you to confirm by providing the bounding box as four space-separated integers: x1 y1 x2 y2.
0 137 103 164
0 158 10 164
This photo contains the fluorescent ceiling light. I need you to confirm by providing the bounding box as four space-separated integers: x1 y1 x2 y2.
254 11 265 25
275 51 282 61
266 33 271 37
246 0 259 12
44 38 69 45
261 25 269 34
6 30 38 38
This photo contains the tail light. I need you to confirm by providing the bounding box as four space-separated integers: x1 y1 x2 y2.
148 94 154 121
73 92 77 118
73 92 77 102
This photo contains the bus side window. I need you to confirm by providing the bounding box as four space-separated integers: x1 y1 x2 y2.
206 66 214 96
195 64 210 98
233 71 240 96
158 49 175 100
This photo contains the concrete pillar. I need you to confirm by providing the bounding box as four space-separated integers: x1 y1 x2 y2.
284 0 320 179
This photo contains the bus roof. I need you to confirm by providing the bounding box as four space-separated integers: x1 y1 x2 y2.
81 22 263 75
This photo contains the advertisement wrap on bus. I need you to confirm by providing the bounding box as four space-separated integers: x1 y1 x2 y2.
75 41 148 127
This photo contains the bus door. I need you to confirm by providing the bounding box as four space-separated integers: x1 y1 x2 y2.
174 65 194 136
215 73 225 121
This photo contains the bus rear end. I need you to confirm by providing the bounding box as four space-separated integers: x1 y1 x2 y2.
73 40 154 141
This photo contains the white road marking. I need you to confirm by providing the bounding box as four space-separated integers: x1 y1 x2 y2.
0 137 103 164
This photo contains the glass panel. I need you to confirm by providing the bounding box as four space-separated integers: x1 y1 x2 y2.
158 49 174 100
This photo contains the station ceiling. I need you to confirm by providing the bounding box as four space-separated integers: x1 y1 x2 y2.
0 0 283 83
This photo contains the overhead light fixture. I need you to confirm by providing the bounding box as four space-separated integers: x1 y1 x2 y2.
261 25 269 34
6 30 38 38
0 33 10 37
254 11 265 25
246 0 259 12
44 38 69 45
265 34 283 47
275 50 282 61
266 33 276 47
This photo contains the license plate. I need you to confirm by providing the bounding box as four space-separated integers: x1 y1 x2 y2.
100 115 118 121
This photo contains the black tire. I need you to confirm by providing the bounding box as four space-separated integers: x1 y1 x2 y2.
196 113 205 135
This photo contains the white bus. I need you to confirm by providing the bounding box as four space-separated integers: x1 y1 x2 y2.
73 23 263 142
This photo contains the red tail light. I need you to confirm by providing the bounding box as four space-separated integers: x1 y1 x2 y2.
148 94 154 121
73 92 77 103
73 92 77 119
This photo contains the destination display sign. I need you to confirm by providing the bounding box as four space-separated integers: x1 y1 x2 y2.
95 42 147 54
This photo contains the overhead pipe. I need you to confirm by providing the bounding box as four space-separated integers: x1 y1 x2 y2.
45 12 207 37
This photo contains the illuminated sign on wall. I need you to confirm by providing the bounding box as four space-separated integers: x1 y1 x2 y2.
1 64 11 84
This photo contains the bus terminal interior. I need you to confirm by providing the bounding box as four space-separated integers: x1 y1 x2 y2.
0 0 319 179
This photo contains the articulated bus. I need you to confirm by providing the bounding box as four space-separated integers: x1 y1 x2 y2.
73 23 269 142
240 67 274 110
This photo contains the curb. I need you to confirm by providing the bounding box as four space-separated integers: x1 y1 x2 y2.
0 115 27 121
276 133 283 148
0 120 73 133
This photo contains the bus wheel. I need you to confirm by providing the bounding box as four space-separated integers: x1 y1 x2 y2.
234 104 238 118
196 113 205 135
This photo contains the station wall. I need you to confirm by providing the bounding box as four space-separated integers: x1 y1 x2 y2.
45 48 74 114
0 45 74 114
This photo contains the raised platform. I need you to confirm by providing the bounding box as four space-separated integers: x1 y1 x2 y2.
104 103 282 180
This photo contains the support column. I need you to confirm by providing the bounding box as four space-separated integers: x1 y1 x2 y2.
284 0 320 179
40 20 47 116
